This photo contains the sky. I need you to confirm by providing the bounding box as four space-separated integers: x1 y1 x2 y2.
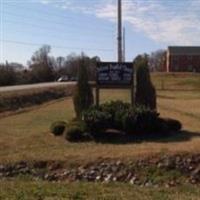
1 0 200 65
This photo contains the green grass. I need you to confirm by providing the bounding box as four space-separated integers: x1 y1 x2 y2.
1 180 200 200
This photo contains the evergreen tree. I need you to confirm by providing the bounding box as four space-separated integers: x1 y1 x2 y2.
73 55 94 118
134 54 157 110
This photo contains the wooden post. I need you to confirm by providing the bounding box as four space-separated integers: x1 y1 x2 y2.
131 64 135 106
96 86 100 106
131 74 135 106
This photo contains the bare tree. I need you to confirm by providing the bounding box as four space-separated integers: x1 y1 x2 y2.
28 45 55 82
149 50 166 72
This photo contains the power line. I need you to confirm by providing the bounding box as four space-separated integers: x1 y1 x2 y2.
1 39 114 52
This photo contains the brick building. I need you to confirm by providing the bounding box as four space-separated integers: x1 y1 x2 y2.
166 46 200 72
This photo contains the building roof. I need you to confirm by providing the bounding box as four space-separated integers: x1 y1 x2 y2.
168 46 200 55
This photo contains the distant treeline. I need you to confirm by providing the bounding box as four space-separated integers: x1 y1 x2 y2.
0 45 166 86
0 45 100 86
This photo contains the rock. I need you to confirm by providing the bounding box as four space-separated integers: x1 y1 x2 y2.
0 165 5 172
157 162 163 169
116 160 122 166
129 176 137 185
145 181 153 187
126 172 133 181
104 174 112 183
168 180 176 187
33 161 47 169
190 178 197 184
96 176 101 181
163 157 175 169
186 158 192 164
190 165 200 182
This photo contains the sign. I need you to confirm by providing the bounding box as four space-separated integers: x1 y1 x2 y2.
97 62 133 86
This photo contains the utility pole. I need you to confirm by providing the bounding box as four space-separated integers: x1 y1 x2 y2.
123 27 125 62
117 0 123 62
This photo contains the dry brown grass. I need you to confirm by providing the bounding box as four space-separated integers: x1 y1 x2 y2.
0 89 199 164
1 74 200 199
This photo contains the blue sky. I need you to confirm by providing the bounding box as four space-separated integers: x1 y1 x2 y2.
1 0 200 65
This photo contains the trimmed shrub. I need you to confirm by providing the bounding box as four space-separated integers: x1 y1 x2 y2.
164 118 182 132
65 126 83 142
133 106 160 133
122 106 160 134
100 101 130 128
64 120 92 142
68 120 87 131
82 100 182 140
83 106 112 135
134 54 157 110
73 55 94 118
114 108 129 130
50 121 67 136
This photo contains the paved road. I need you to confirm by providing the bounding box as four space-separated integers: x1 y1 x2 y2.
0 82 76 93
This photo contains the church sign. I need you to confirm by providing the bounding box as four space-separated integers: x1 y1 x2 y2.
97 62 133 86
96 62 134 106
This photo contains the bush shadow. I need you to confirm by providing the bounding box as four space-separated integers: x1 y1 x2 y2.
94 129 200 145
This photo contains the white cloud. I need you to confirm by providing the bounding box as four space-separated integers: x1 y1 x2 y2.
39 0 200 45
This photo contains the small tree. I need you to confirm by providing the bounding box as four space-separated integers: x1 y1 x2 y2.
134 54 157 110
73 54 94 118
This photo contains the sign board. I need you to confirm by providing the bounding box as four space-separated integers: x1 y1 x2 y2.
96 62 135 106
97 62 133 86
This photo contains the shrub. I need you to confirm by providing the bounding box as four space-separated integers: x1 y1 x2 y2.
134 54 157 110
164 118 182 132
83 106 112 135
73 55 94 118
122 106 160 134
134 106 160 133
121 108 137 133
64 121 92 142
82 100 182 140
68 120 87 131
114 108 129 130
100 101 130 128
65 126 83 142
50 121 67 136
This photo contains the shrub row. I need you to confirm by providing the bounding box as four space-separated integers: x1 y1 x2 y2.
50 120 92 142
0 85 75 113
51 101 182 143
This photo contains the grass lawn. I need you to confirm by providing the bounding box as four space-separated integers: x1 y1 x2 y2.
1 181 200 200
0 73 200 199
0 91 199 164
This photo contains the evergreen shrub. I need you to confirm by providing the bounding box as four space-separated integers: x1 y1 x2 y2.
50 121 67 136
73 55 94 119
64 120 91 142
134 55 157 110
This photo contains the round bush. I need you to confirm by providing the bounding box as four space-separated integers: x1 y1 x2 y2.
83 107 112 134
65 127 92 142
50 121 67 136
65 126 83 142
164 118 182 132
64 121 92 142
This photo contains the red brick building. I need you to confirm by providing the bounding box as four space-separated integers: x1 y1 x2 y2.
166 46 200 72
